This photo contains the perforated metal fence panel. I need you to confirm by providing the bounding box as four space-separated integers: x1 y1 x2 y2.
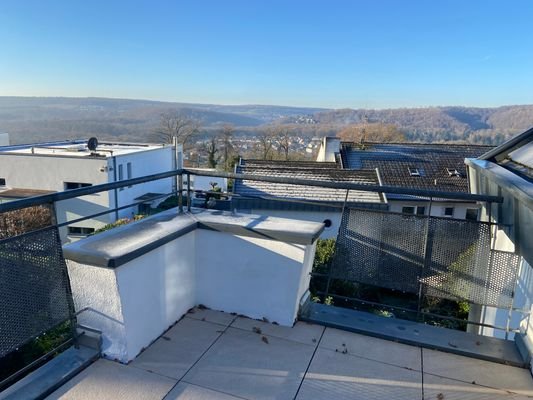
0 227 73 358
424 249 521 308
331 208 521 308
331 209 426 292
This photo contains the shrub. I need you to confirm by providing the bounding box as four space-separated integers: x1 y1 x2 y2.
92 215 145 235
313 238 336 274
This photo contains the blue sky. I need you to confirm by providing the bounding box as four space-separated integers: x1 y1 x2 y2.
1 0 532 109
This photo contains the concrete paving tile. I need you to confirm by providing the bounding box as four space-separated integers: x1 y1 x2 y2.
231 317 324 346
183 327 315 400
423 348 533 396
423 373 523 400
164 382 245 400
319 327 422 371
131 318 225 379
296 347 423 400
46 359 176 400
185 307 236 327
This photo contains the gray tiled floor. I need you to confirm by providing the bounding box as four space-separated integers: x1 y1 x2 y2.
47 308 533 400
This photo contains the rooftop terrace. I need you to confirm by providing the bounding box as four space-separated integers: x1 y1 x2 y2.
45 308 533 400
0 134 531 400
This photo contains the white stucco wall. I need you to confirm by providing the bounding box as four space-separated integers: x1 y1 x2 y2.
196 230 310 325
0 133 9 146
388 200 479 220
67 261 127 359
66 213 320 362
116 231 196 359
67 232 196 361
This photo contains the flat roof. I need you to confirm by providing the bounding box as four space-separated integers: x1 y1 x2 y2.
0 140 169 158
0 188 56 198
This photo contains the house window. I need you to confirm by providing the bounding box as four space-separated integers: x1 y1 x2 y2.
0 178 5 186
443 207 454 217
416 206 426 216
402 206 416 214
68 226 95 236
127 162 132 187
408 168 420 176
64 182 92 190
446 168 461 177
118 164 124 191
466 208 479 221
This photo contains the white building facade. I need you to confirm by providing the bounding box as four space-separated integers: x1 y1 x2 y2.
0 140 174 242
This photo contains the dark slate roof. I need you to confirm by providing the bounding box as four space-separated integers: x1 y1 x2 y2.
342 142 494 194
234 160 383 204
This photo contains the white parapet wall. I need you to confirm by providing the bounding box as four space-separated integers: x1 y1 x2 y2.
63 209 323 362
0 133 9 146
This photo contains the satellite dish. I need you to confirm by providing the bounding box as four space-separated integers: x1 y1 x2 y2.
87 137 98 151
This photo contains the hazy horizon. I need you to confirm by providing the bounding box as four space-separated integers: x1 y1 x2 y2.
2 95 533 112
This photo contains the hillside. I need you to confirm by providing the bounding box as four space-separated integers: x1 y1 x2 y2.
0 97 326 144
0 97 532 145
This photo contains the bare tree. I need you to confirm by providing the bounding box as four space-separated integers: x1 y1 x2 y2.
205 137 219 168
153 111 200 146
337 123 406 143
221 124 235 171
275 127 292 160
255 128 275 160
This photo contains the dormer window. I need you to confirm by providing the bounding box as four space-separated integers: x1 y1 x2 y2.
408 167 421 176
446 168 461 177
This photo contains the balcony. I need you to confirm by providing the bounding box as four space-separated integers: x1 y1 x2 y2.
0 166 532 400
48 308 533 400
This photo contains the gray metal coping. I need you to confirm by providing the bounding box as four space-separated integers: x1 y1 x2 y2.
0 344 100 400
301 302 526 367
63 208 325 269
466 158 533 213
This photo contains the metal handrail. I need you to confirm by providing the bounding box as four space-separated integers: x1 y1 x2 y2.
0 168 503 215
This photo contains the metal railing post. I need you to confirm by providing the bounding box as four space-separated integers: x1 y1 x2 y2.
187 173 191 212
417 197 433 323
178 173 183 213
324 189 350 301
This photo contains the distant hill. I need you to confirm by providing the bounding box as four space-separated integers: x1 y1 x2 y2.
0 96 531 145
0 97 327 144
301 105 533 144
